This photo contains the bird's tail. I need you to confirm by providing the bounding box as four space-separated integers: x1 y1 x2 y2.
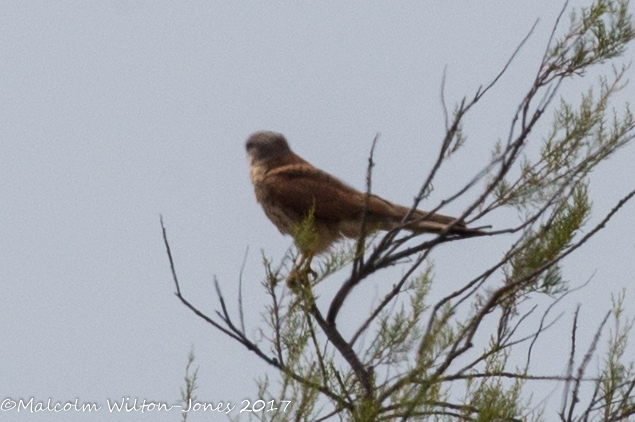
365 194 488 236
388 205 486 236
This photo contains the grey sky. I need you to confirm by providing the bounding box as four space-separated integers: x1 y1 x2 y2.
1 1 634 421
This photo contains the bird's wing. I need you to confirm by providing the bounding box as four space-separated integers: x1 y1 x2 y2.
262 161 478 234
263 163 396 221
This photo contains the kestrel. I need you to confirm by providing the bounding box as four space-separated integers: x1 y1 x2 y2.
246 131 484 266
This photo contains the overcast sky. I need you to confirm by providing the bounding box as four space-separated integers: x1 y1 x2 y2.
2 1 634 421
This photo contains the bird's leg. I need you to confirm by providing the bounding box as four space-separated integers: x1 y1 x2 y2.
287 251 317 289
286 254 305 289
303 251 317 279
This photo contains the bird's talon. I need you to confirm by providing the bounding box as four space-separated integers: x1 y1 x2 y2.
286 270 301 289
286 267 312 289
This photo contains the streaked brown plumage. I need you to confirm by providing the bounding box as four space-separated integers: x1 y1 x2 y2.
246 131 483 255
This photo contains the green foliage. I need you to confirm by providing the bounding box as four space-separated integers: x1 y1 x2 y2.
464 353 527 422
493 69 633 213
553 0 634 72
234 2 635 417
598 291 635 419
170 1 635 421
180 348 199 422
506 183 591 294
291 205 321 254
365 267 431 367
491 0 634 217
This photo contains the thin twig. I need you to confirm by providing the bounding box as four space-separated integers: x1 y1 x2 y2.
238 246 249 335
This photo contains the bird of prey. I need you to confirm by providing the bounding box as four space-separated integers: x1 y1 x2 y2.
246 131 484 276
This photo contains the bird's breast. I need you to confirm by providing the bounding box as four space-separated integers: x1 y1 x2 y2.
249 160 267 184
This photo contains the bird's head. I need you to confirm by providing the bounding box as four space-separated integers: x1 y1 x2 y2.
245 131 292 164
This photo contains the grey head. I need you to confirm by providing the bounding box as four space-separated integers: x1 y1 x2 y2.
245 131 292 162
